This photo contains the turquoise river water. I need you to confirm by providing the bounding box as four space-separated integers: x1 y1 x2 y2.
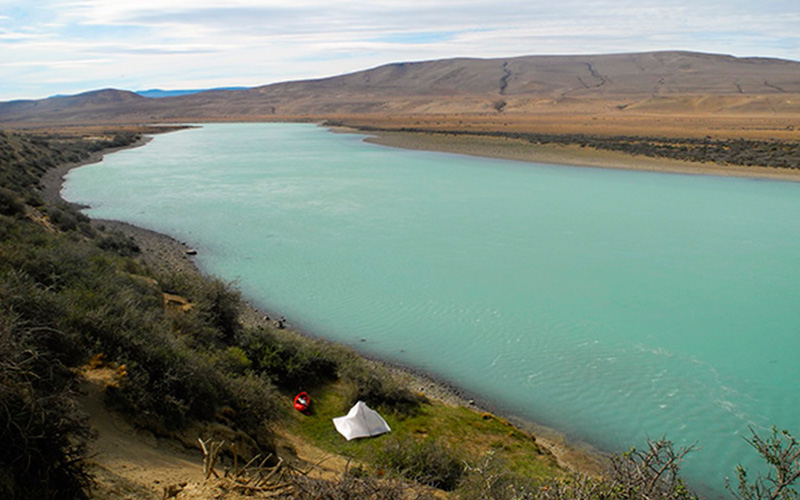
62 123 800 496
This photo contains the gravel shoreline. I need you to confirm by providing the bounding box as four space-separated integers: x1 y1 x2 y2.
45 129 608 476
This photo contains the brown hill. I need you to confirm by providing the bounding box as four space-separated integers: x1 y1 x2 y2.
0 89 149 123
259 51 800 98
2 51 800 125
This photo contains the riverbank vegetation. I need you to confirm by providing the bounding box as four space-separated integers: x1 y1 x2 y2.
340 124 800 169
1 128 798 499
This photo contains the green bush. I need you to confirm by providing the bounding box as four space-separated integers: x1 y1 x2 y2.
0 312 93 500
96 315 226 432
338 357 423 415
213 346 252 375
221 372 283 436
3 235 104 291
157 272 243 345
292 473 436 499
47 204 93 235
0 269 71 342
198 278 242 344
372 436 464 491
169 307 225 346
458 452 540 500
239 326 338 390
97 230 140 256
0 187 25 216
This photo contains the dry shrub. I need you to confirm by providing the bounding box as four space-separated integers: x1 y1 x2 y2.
0 313 93 500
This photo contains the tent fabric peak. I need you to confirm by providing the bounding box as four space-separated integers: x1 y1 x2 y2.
332 401 391 441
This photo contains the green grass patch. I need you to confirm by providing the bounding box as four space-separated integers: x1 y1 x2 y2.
286 381 562 486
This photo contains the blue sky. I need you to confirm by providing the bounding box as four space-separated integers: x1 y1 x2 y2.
1 0 798 101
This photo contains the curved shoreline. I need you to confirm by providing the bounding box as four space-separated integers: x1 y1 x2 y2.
351 128 800 182
48 128 610 477
91 217 608 476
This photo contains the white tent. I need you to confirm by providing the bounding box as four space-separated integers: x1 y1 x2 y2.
332 401 391 441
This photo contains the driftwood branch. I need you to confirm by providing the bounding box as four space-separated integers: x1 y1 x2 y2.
197 437 224 480
193 437 416 497
728 427 800 500
609 436 697 500
196 440 293 495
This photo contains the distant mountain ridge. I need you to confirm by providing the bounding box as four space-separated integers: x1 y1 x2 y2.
2 51 800 125
135 87 250 98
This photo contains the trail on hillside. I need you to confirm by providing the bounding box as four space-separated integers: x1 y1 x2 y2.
80 368 352 499
80 368 204 499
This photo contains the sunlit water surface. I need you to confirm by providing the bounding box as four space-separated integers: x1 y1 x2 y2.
63 123 800 496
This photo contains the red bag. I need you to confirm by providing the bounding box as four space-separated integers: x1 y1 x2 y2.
293 391 310 414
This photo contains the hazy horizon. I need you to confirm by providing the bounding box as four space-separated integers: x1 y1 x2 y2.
2 0 799 101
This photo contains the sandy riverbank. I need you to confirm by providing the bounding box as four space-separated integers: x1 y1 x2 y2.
357 129 800 182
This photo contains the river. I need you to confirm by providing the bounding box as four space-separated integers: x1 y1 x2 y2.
62 123 800 496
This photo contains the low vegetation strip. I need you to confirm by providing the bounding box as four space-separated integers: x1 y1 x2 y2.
348 124 800 169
